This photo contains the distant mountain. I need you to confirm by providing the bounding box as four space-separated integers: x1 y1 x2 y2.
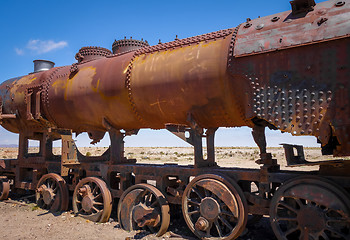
0 144 18 148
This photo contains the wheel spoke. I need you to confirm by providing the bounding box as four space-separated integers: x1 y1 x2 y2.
92 206 100 213
320 231 330 240
93 201 104 206
191 187 204 200
188 210 199 216
204 188 210 197
276 216 297 222
326 226 348 239
93 193 102 200
214 219 223 238
140 189 149 200
220 210 236 219
145 192 153 206
92 186 99 195
283 225 299 236
187 198 200 206
278 201 299 213
219 215 233 231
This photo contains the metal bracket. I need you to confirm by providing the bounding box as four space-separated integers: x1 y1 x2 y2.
102 118 137 164
281 143 309 166
290 0 316 15
166 114 217 168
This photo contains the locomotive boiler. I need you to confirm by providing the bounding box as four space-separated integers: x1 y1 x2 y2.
0 0 350 239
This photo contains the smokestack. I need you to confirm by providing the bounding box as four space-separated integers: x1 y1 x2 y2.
33 60 55 73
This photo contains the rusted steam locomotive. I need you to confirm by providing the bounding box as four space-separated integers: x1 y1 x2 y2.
0 0 350 239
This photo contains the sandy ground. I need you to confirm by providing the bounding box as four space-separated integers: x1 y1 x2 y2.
0 198 276 240
0 147 344 239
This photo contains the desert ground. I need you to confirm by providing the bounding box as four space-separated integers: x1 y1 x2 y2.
0 147 346 240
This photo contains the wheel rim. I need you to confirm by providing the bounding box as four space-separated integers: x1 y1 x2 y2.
118 183 170 237
0 177 10 201
36 173 69 212
270 176 350 240
182 174 247 240
73 177 112 223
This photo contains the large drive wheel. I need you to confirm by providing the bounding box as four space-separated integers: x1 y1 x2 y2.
182 174 248 239
72 177 112 223
36 173 69 212
118 183 170 237
0 177 10 200
270 176 350 240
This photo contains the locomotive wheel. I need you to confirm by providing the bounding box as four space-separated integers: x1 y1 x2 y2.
182 174 248 239
72 177 112 223
118 183 170 237
0 177 10 200
36 173 69 212
270 176 350 240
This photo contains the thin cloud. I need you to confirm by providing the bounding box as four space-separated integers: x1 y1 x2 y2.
26 39 68 54
15 48 24 55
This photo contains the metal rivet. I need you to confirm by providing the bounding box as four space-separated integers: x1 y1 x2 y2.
271 16 280 22
335 1 345 7
256 24 264 30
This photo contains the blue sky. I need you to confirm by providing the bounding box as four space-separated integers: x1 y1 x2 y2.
0 0 325 147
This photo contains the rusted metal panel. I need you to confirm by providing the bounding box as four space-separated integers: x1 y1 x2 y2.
234 0 350 57
45 52 140 132
131 30 247 129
